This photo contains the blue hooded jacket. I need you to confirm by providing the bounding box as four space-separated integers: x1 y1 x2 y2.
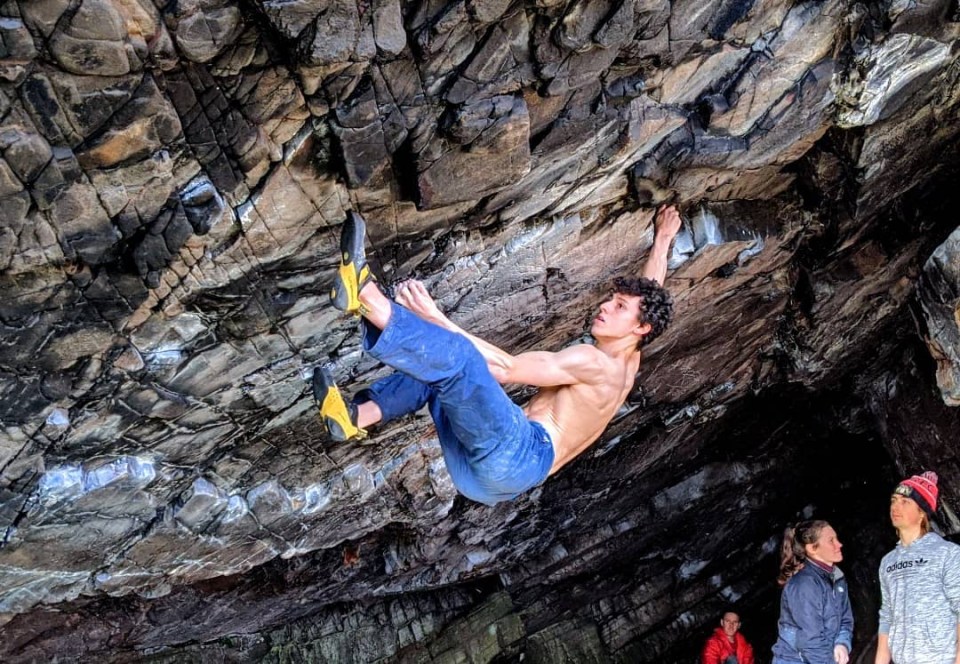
771 561 854 663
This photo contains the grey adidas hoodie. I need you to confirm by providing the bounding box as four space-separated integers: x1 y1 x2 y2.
878 532 960 664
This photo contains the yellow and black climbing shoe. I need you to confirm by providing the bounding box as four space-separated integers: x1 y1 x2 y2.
313 367 366 441
331 210 375 315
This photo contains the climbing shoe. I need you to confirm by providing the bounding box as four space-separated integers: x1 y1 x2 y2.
313 367 366 441
331 210 375 315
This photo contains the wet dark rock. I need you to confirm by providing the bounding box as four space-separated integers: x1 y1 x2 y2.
133 201 194 288
180 175 226 235
163 0 243 65
417 95 531 208
445 9 533 105
0 0 959 661
920 227 960 406
332 82 392 188
861 344 960 533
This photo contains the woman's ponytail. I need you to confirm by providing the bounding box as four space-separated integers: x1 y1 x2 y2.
777 520 830 586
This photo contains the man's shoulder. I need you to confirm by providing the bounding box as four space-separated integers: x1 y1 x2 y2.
924 532 960 556
559 343 613 371
563 342 605 357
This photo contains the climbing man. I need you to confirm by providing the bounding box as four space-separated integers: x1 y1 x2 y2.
313 206 681 505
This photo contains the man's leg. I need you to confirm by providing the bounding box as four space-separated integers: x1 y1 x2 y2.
319 364 514 504
362 300 552 477
313 367 365 441
330 212 553 501
354 372 432 424
334 210 546 467
314 369 432 440
330 210 492 410
361 299 555 502
330 210 376 315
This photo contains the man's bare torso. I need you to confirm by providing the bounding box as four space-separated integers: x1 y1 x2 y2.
523 344 642 474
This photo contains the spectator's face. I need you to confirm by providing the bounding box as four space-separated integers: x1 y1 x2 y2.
890 493 924 530
806 525 843 565
721 612 740 637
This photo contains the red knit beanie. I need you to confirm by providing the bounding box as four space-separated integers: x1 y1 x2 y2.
894 471 939 517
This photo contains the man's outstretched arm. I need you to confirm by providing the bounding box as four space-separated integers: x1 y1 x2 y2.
393 279 508 364
394 281 604 387
642 205 682 286
394 204 681 385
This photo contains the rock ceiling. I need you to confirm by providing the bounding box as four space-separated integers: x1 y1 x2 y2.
0 0 959 661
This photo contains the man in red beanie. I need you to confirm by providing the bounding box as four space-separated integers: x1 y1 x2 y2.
875 471 960 664
702 610 755 664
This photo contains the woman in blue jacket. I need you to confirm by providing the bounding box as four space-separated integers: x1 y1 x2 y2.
772 520 854 664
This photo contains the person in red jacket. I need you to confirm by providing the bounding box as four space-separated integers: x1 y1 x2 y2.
702 610 756 664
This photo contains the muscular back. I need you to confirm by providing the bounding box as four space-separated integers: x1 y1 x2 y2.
523 344 641 474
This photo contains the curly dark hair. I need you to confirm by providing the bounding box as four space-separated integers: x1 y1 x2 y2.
612 276 674 347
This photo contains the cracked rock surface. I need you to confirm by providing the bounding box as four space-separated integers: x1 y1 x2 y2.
0 0 959 661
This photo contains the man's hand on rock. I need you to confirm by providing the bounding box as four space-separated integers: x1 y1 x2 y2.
655 204 682 240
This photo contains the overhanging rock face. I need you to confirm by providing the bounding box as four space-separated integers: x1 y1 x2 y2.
0 0 959 660
921 227 960 406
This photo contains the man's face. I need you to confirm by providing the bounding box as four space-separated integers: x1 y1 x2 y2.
890 493 924 530
591 293 649 341
721 612 740 637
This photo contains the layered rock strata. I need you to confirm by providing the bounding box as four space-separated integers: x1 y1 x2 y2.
0 0 959 660
921 227 960 407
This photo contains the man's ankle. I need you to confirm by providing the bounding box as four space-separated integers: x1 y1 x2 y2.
359 282 393 329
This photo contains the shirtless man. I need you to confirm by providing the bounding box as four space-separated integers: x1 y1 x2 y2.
314 206 681 505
